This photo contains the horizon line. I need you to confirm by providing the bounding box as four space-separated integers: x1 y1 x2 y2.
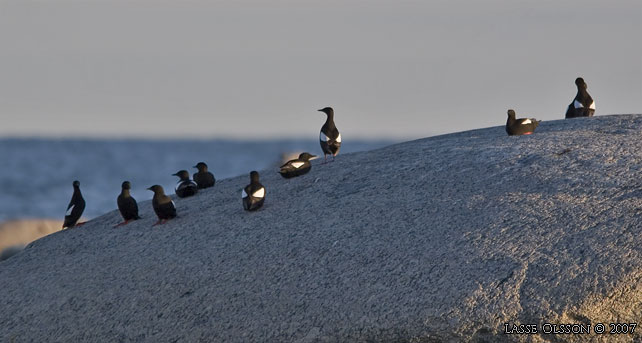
0 131 440 142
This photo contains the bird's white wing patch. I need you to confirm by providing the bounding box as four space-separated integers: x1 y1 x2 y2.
171 201 176 208
252 188 265 198
291 161 304 169
65 205 74 216
574 100 583 108
241 189 248 198
589 101 595 109
320 132 341 143
521 119 532 125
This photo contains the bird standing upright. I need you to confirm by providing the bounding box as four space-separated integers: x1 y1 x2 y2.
63 180 86 229
147 185 177 226
173 170 198 198
565 77 595 118
318 107 341 162
193 162 216 189
242 171 265 211
505 109 540 136
115 181 140 227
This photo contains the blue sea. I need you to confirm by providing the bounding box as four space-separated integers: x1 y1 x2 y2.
0 138 394 222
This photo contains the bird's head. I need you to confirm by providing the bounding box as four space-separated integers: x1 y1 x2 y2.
318 107 334 116
147 185 163 193
575 77 587 88
172 170 190 180
121 181 131 190
193 162 208 171
72 180 80 188
507 109 516 118
250 171 260 183
299 152 318 161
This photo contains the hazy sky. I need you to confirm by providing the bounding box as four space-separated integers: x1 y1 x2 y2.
1 0 640 139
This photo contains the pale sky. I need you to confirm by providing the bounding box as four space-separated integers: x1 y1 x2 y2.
0 0 640 139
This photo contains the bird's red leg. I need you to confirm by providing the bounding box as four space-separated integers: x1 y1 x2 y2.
152 220 162 227
75 222 86 227
113 219 130 228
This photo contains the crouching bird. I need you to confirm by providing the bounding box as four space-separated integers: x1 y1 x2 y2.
193 162 216 189
147 185 177 226
506 109 540 136
173 170 198 198
242 171 265 211
279 152 317 178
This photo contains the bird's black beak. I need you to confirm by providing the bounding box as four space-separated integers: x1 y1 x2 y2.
192 165 198 169
172 173 178 176
317 109 323 112
146 187 152 191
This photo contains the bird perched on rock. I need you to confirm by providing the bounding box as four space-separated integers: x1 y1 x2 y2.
173 170 198 198
147 185 176 226
318 107 341 162
279 152 317 178
63 180 86 229
192 162 215 189
565 77 595 118
506 109 540 136
115 181 140 227
242 171 265 211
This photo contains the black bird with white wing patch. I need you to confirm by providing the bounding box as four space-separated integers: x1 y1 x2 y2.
565 77 595 118
242 171 265 211
506 109 540 136
193 162 216 189
147 185 176 226
63 180 86 229
115 181 140 227
173 170 198 198
318 107 341 162
279 152 317 178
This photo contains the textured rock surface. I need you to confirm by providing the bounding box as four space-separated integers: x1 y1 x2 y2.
1 114 641 343
0 245 24 262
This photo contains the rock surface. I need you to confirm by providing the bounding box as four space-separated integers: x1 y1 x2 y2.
1 114 641 343
0 245 24 262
